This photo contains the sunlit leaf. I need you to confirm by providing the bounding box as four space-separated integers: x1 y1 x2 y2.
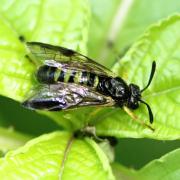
112 148 180 180
0 0 90 102
0 131 115 180
93 14 180 140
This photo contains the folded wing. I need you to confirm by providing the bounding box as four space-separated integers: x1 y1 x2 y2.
27 42 115 77
22 82 115 111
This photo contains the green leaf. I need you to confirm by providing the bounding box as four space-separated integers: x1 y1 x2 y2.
0 0 89 53
90 0 180 67
137 148 180 180
0 131 115 180
92 14 180 140
0 0 90 102
114 0 180 51
111 163 136 180
112 148 180 180
0 0 91 129
0 127 32 153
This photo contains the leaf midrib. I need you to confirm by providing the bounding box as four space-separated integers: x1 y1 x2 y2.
58 135 74 180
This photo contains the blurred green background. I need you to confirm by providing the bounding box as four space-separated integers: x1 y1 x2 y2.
0 95 179 169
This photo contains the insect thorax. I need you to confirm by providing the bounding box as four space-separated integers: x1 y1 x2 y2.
97 77 130 106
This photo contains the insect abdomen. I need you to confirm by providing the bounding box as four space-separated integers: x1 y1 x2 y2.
79 72 99 88
37 65 67 84
37 65 56 83
37 65 99 88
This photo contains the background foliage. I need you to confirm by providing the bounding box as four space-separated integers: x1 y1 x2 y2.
0 0 179 179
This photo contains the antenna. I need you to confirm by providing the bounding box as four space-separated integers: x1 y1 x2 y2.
139 100 154 124
141 61 156 92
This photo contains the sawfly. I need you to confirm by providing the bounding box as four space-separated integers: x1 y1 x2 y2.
23 42 156 129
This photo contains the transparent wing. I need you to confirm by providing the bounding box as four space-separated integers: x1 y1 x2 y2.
22 82 115 111
26 42 115 77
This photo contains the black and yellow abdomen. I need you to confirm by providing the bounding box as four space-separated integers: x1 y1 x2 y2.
36 65 99 88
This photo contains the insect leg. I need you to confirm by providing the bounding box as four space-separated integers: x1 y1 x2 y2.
123 106 155 131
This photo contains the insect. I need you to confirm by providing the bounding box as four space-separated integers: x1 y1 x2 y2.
23 42 156 128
